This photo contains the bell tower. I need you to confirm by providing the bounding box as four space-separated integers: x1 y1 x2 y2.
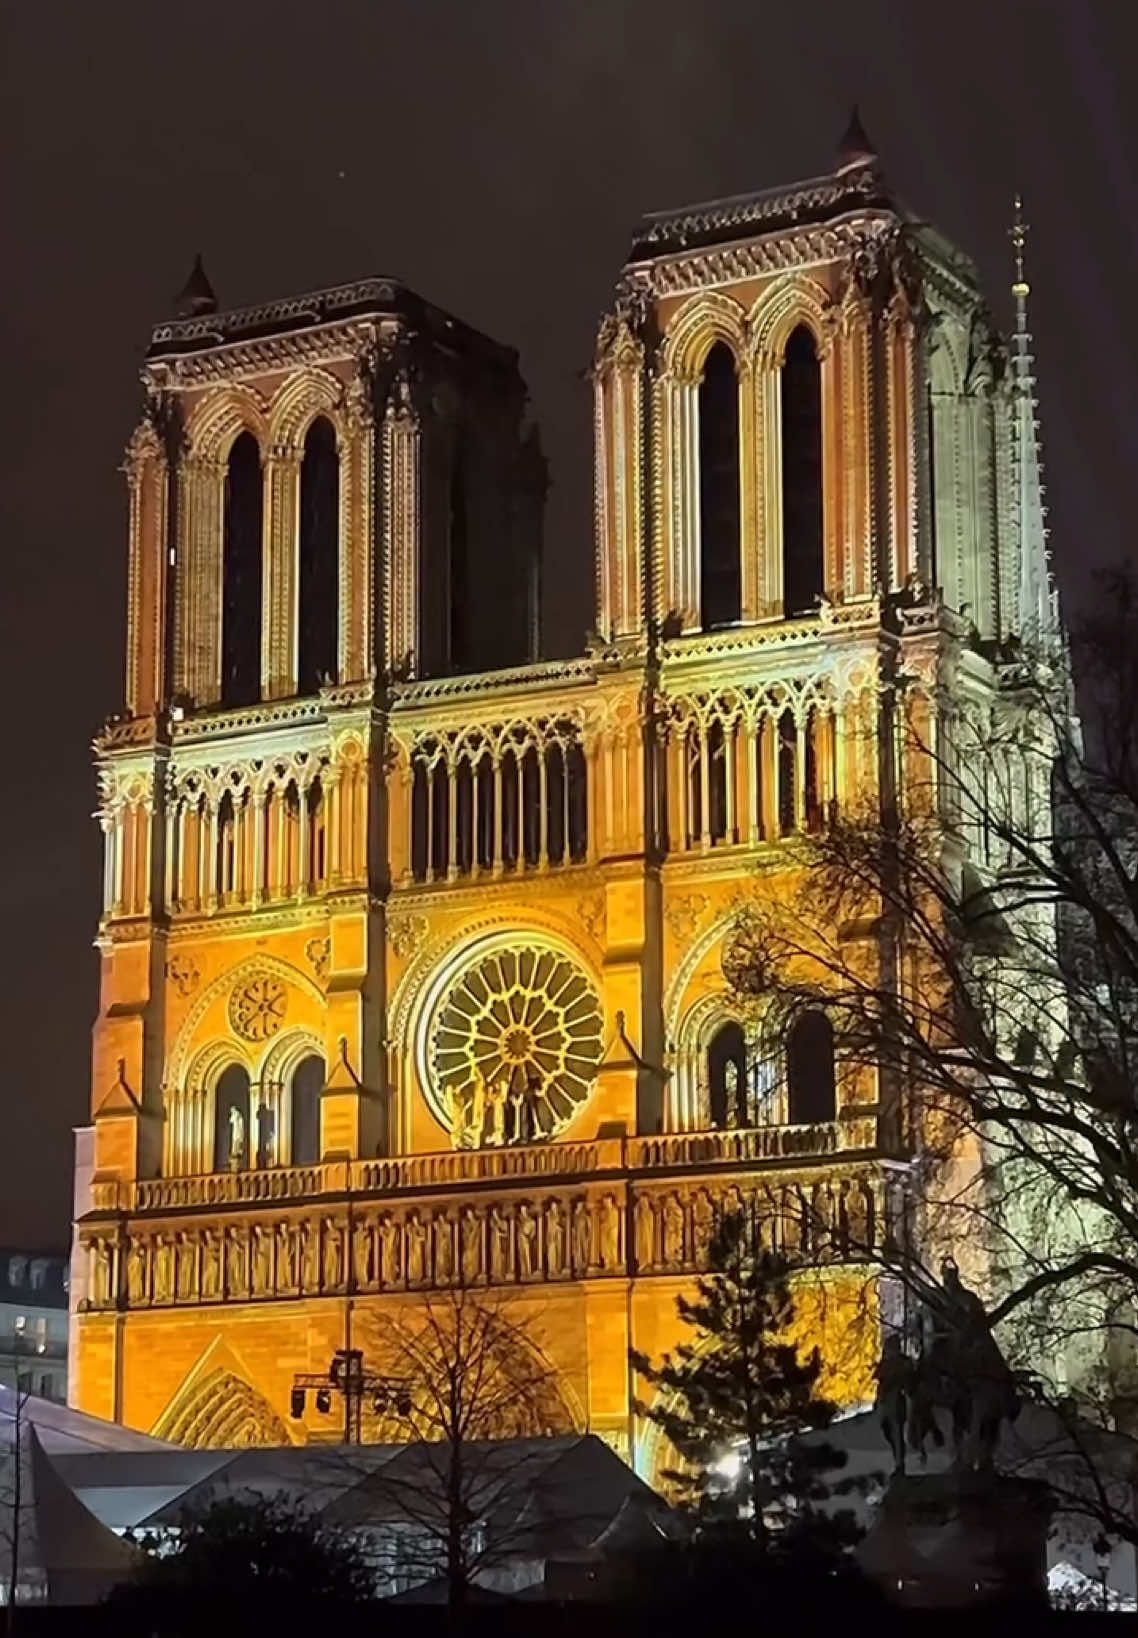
92 270 544 1203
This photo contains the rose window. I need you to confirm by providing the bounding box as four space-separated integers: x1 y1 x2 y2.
228 975 288 1042
430 946 604 1142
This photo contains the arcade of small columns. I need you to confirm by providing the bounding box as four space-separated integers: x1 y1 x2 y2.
591 260 917 643
97 727 368 921
159 1029 325 1180
97 637 879 923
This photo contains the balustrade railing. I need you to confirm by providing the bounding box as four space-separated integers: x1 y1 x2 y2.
87 1116 878 1216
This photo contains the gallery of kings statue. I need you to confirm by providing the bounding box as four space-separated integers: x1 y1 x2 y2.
70 120 1058 1472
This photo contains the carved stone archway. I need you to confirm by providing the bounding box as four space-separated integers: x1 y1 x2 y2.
154 1366 289 1449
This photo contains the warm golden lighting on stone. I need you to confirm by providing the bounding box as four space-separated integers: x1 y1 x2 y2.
73 145 1042 1481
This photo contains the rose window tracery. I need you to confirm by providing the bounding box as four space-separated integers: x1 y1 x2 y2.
430 946 604 1144
228 975 288 1042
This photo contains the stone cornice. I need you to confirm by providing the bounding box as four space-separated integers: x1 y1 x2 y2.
628 213 899 301
145 320 385 391
630 163 893 258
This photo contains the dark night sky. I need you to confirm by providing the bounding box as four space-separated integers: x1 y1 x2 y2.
2 0 1137 1249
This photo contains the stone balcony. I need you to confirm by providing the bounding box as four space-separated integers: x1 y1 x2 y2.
79 1129 898 1315
87 1116 881 1217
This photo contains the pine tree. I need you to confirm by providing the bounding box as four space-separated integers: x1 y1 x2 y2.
631 1209 860 1564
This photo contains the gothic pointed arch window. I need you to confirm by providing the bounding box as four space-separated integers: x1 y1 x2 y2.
290 1053 324 1166
298 417 340 695
781 325 824 616
786 1009 835 1124
221 432 263 706
214 1063 251 1172
707 1020 747 1129
698 342 742 630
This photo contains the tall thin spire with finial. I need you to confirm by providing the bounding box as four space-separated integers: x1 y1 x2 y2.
1008 194 1057 638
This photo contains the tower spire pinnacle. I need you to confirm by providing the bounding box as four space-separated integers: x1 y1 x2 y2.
1007 192 1057 639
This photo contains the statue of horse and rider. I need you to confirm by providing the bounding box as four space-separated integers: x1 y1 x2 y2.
876 1259 1023 1475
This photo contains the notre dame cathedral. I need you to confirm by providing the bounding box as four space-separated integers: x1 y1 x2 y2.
71 116 1053 1466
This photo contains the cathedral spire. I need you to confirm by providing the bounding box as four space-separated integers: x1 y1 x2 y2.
174 253 218 318
1008 194 1057 639
835 105 877 173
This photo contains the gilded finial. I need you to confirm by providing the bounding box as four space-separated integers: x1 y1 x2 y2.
1010 193 1030 299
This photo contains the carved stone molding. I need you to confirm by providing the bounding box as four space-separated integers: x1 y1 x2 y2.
80 1167 883 1313
664 893 709 942
387 911 428 960
228 974 288 1042
304 936 330 983
576 893 605 942
167 956 201 999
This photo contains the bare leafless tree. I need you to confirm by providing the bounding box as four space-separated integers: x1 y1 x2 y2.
332 1284 576 1614
721 574 1138 1542
1 1375 34 1629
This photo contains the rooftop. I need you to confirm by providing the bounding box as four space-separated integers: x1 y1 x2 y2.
147 270 520 369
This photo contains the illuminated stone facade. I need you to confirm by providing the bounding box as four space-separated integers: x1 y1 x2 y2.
72 136 1053 1470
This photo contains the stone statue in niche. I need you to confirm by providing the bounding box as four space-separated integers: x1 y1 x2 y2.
322 1217 343 1289
127 1239 147 1304
153 1235 173 1302
635 1196 656 1270
692 1189 714 1264
662 1194 686 1267
379 1213 401 1286
434 1213 454 1284
517 1203 538 1279
545 1199 567 1277
201 1230 221 1299
353 1219 373 1288
843 1179 872 1252
277 1221 297 1289
597 1193 621 1271
226 1226 248 1295
488 1204 512 1281
90 1239 111 1306
300 1220 319 1291
256 1103 276 1169
810 1182 833 1257
405 1211 427 1285
572 1196 592 1275
228 1104 246 1171
176 1233 196 1301
461 1206 483 1282
251 1225 272 1294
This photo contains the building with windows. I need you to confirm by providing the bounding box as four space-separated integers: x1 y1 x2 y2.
71 120 1054 1467
1 1251 69 1402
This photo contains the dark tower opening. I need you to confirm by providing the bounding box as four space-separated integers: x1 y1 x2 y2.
221 432 263 706
781 326 824 616
214 1064 252 1172
448 439 472 672
298 417 339 694
291 1054 324 1166
707 1020 747 1128
786 1010 836 1124
698 343 742 629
